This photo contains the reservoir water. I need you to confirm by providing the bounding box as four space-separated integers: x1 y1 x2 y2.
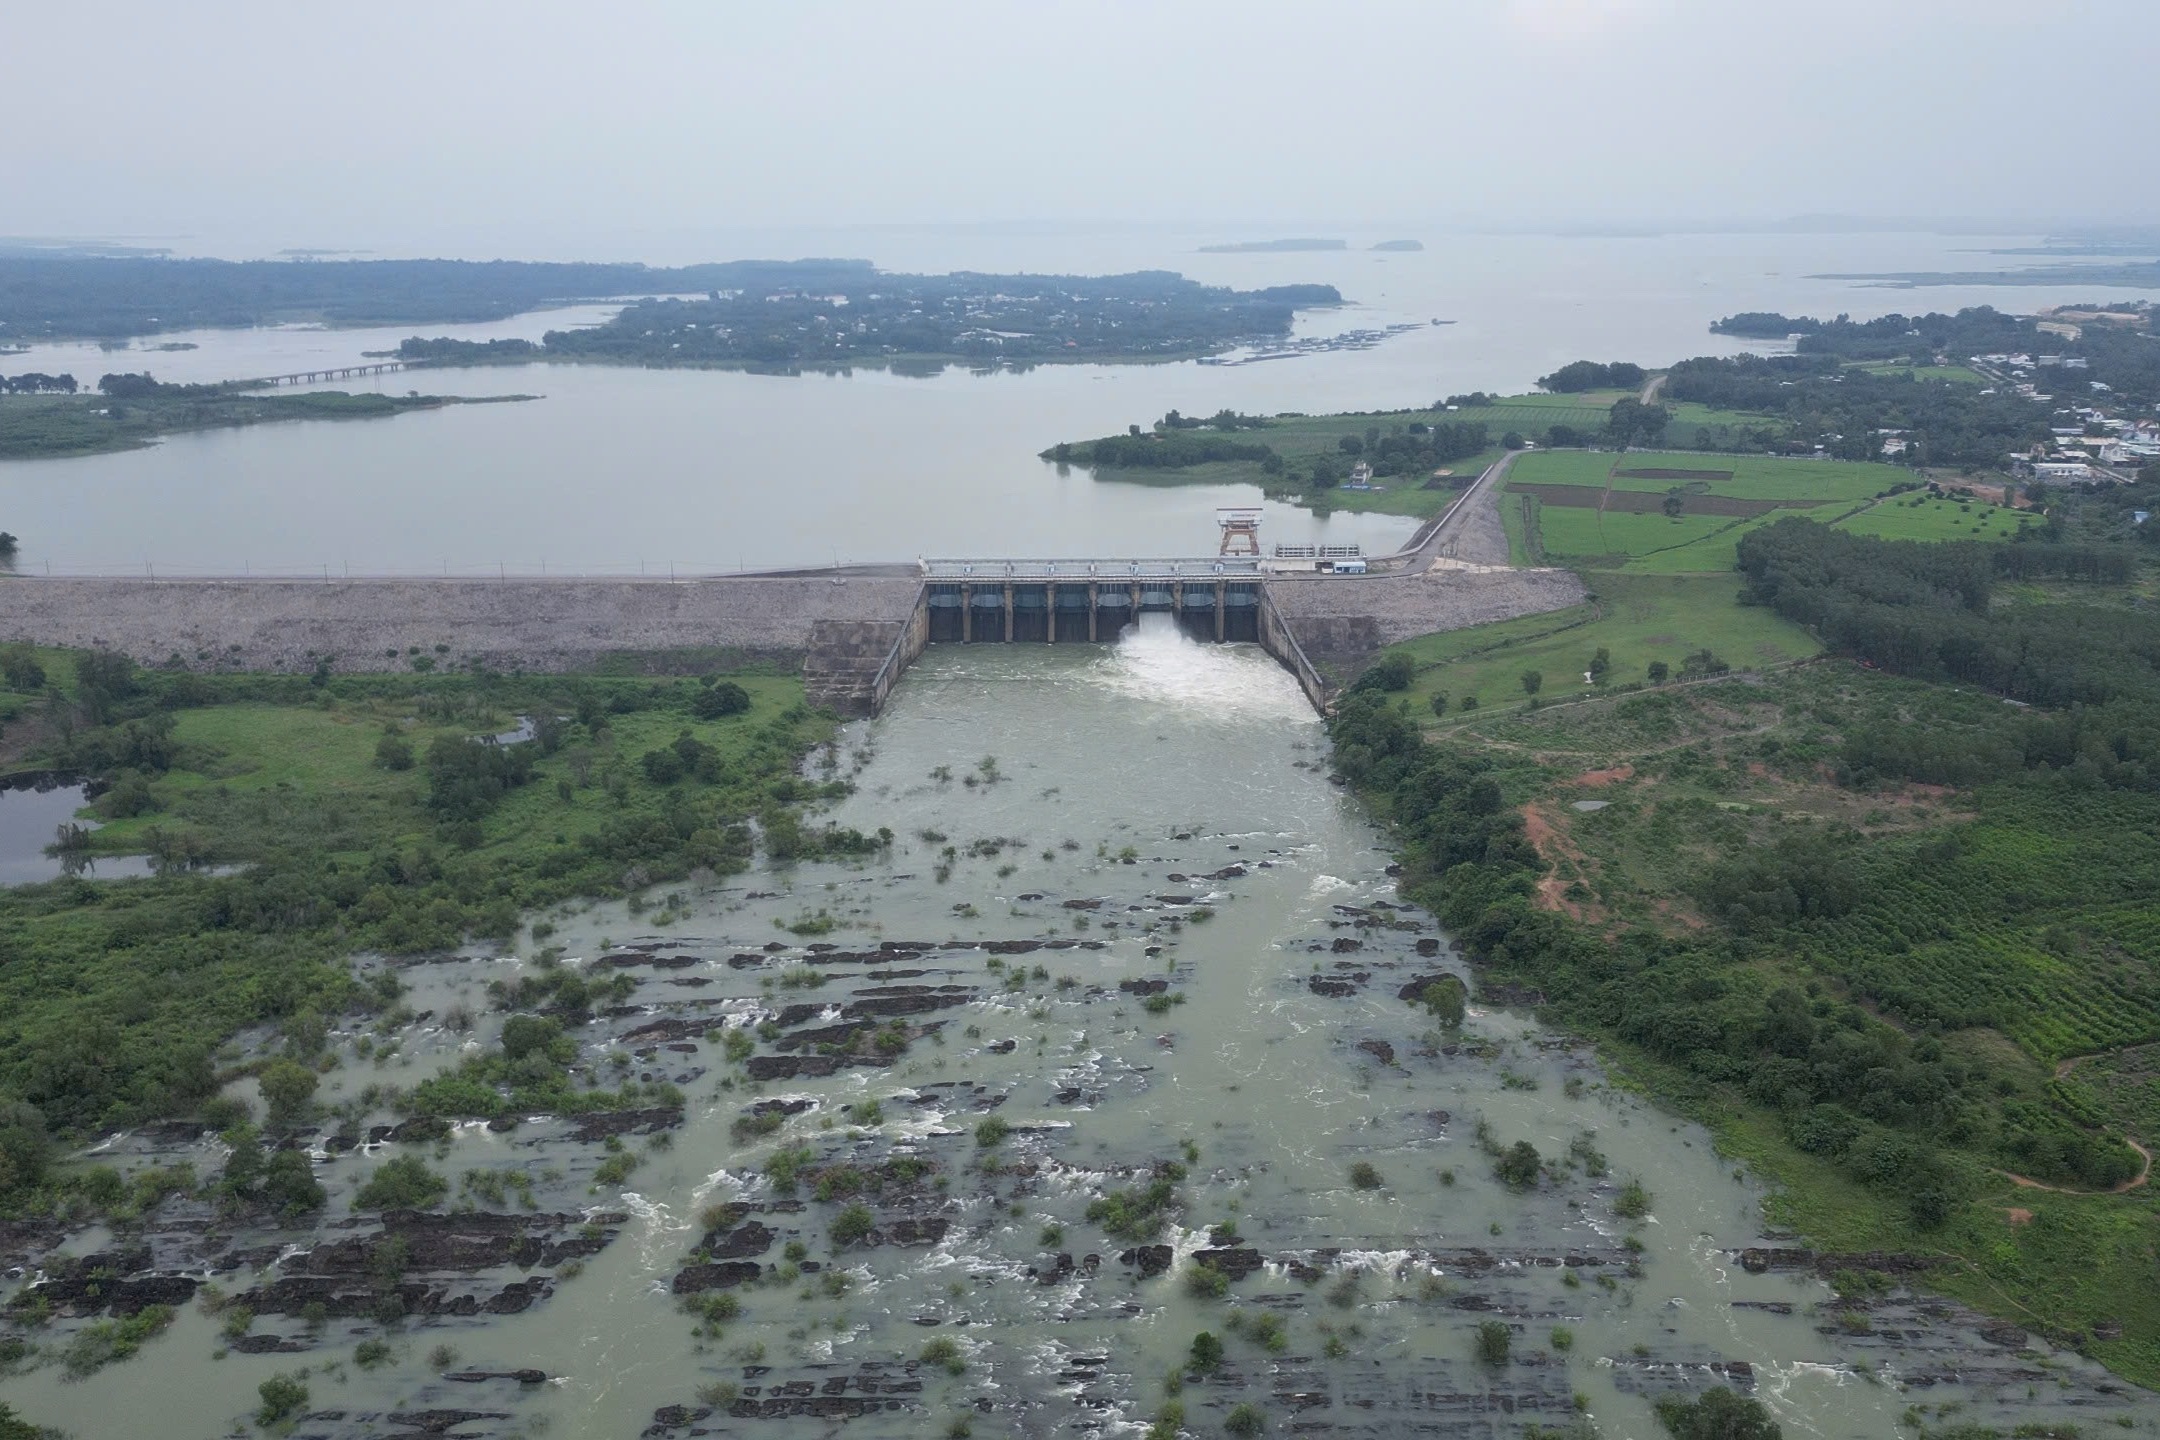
5 228 2158 575
8 622 2145 1437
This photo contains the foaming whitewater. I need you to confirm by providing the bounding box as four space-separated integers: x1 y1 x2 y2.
1090 613 1314 719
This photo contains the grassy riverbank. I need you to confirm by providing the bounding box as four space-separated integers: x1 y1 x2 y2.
0 650 851 1206
1339 526 2160 1385
0 391 532 460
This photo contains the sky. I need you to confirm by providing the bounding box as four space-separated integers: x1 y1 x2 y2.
5 0 2152 260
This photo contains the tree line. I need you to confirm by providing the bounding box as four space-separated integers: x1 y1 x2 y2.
0 373 78 394
1737 520 2152 708
1537 361 1647 393
0 255 887 339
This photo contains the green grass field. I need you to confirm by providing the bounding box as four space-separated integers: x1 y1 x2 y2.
1834 491 2037 543
1383 572 1820 717
1847 359 1991 385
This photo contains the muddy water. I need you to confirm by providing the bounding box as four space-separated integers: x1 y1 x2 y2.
7 619 2150 1438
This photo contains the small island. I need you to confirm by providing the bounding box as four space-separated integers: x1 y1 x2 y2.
0 370 529 460
1369 239 1424 252
397 266 1344 375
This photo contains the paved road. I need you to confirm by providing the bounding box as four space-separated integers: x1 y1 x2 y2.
1387 449 1524 571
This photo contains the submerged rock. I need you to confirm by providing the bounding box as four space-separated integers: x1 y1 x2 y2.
672 1261 762 1293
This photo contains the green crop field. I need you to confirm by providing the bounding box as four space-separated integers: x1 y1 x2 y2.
1502 451 1930 572
1382 572 1820 717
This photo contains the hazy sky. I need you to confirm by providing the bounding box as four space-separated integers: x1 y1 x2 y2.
7 0 2151 259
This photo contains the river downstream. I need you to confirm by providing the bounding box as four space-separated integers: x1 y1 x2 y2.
4 622 2145 1438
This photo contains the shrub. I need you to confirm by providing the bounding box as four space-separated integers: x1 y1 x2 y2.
1651 1387 1782 1439
920 1336 965 1375
832 1203 875 1246
975 1115 1011 1148
354 1154 447 1211
693 681 751 719
1348 1161 1384 1190
256 1373 309 1426
1357 652 1415 693
1614 1179 1652 1219
1226 1402 1267 1436
375 732 415 770
1189 1330 1224 1373
1184 1262 1230 1299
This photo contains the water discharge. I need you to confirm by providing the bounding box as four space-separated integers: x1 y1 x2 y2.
7 627 2148 1438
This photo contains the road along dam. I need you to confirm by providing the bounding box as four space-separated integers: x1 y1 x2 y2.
0 558 1582 716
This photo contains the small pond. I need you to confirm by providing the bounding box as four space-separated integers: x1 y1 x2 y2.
0 777 159 885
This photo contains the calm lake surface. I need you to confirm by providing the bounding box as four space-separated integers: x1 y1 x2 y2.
9 622 2143 1438
6 227 2157 575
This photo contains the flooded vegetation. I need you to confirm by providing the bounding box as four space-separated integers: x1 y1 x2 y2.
5 620 2148 1437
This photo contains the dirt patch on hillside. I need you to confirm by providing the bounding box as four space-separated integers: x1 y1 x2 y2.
1573 764 1635 788
1521 803 1596 922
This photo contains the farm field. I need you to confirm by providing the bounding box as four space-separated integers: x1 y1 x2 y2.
1385 572 1820 718
1497 449 2024 572
1835 490 2037 542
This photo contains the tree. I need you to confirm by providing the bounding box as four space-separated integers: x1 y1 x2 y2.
259 1148 327 1218
1647 660 1670 684
355 1154 447 1211
1429 693 1449 717
1501 431 1525 450
1474 1319 1511 1366
0 1102 50 1196
0 644 45 690
74 649 137 723
0 533 17 566
1520 670 1543 697
1588 647 1611 683
375 732 414 771
1495 1141 1542 1190
1420 977 1467 1027
501 1014 567 1062
257 1059 319 1130
1662 488 1687 518
1190 1331 1224 1373
1651 1387 1782 1440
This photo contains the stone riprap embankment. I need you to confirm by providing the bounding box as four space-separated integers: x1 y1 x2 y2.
1263 568 1585 664
0 576 924 675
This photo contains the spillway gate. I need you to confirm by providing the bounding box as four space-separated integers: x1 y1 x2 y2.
921 558 1264 645
803 559 1331 718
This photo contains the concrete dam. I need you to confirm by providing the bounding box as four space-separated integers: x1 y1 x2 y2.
0 559 1584 716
